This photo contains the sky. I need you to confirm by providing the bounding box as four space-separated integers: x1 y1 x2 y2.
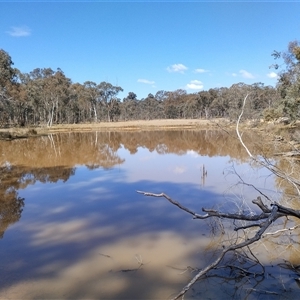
1 1 300 100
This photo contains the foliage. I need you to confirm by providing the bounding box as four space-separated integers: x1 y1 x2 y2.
0 49 16 89
271 40 300 120
263 107 281 121
1 40 299 127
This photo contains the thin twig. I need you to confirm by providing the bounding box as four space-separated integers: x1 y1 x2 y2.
264 224 300 236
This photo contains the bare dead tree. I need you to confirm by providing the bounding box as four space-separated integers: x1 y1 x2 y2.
137 94 300 299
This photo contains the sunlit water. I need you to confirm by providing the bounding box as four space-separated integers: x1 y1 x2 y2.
0 130 299 299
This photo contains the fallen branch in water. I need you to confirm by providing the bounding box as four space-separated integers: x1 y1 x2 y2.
137 191 300 299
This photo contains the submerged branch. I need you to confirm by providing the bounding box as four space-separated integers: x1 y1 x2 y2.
171 205 279 300
137 190 300 299
137 191 284 222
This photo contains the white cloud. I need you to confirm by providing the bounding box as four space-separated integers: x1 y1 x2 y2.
267 72 278 79
139 155 152 161
137 79 155 85
194 68 209 73
225 72 237 77
7 26 31 37
174 166 186 174
239 69 255 79
167 63 188 73
186 150 199 158
186 80 204 90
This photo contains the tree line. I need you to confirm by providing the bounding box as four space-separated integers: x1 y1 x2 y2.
0 40 299 127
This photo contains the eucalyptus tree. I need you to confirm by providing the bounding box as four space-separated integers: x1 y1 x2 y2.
140 93 164 120
271 40 300 120
121 92 139 121
180 94 197 118
82 81 101 122
22 70 44 124
52 69 71 124
126 92 137 101
98 81 123 122
163 89 187 119
10 70 35 126
155 90 169 102
0 49 16 91
0 49 18 126
209 87 230 118
247 83 279 119
26 68 71 127
226 83 252 120
195 89 217 119
69 83 88 123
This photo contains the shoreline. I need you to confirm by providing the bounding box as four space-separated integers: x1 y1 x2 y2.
44 118 225 133
0 119 229 139
0 118 295 141
0 118 299 158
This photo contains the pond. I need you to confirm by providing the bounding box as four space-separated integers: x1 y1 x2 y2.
0 130 299 299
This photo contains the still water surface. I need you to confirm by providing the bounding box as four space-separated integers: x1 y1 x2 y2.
0 130 298 299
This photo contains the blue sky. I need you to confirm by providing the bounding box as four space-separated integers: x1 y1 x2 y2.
1 1 299 100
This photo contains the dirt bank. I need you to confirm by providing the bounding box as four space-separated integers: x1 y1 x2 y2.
43 119 227 133
0 119 228 139
0 118 297 143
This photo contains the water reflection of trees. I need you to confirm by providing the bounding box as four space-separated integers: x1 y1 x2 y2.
0 132 126 237
0 164 26 238
0 130 275 238
0 164 76 238
120 130 270 160
275 157 300 210
0 132 125 168
0 130 272 168
0 129 293 298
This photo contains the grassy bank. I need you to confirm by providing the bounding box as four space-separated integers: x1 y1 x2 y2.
0 119 228 140
0 118 298 143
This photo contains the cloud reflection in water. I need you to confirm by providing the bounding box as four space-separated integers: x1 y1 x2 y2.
0 130 291 299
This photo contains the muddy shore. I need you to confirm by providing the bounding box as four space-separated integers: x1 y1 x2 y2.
0 118 296 142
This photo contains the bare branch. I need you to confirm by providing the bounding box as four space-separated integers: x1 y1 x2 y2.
252 196 271 213
201 207 272 221
172 206 279 300
234 169 273 203
137 190 280 221
274 201 300 218
137 189 300 298
264 224 300 236
136 191 210 219
234 223 262 231
137 188 300 299
236 94 252 156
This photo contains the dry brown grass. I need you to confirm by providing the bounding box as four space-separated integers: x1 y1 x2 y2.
0 118 297 141
35 119 229 134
